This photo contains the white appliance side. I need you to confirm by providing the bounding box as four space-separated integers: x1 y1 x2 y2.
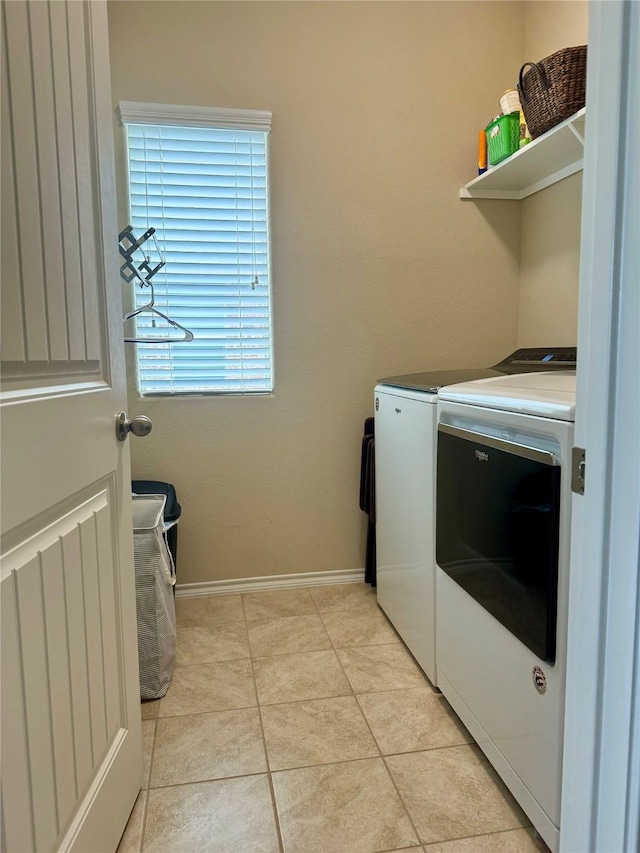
374 384 438 685
435 400 574 851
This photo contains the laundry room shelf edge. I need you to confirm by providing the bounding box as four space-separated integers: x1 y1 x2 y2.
460 108 586 201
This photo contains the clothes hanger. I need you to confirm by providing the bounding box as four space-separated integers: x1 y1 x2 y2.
124 280 194 344
119 224 194 344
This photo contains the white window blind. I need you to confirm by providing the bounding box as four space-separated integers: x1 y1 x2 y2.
121 104 272 395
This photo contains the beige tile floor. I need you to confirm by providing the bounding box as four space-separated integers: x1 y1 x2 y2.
118 583 550 853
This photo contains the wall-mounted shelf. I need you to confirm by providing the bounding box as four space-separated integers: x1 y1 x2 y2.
460 108 585 201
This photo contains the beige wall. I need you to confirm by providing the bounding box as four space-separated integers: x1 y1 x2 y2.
518 0 588 346
525 0 589 60
108 1 524 584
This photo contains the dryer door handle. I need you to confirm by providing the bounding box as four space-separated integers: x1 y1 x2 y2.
438 423 558 466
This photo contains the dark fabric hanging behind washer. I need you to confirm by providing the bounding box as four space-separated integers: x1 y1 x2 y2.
359 418 376 587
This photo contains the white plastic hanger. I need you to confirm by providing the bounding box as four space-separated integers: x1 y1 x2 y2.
124 281 194 344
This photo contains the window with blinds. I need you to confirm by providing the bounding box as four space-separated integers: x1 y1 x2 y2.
120 103 273 395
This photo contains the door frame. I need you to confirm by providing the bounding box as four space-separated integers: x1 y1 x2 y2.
560 1 640 850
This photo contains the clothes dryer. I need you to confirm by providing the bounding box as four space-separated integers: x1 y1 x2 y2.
435 372 576 852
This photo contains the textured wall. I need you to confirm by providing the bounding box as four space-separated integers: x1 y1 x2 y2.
108 1 524 584
518 1 588 346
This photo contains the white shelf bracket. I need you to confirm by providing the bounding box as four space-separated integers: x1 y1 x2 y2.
568 121 585 144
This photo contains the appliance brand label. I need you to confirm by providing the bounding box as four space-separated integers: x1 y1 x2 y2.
475 450 489 462
532 666 547 695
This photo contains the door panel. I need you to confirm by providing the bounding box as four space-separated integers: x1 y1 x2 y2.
49 0 89 363
13 557 59 850
2 0 49 363
63 522 96 794
27 0 69 362
1 576 36 853
40 542 78 825
0 24 25 364
1 0 102 376
1 2 141 851
2 489 129 849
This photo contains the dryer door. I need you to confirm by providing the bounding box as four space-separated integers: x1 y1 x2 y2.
436 424 561 663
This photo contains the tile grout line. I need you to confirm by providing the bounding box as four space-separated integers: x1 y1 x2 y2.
143 733 525 842
311 589 432 691
312 586 424 850
250 640 402 661
137 717 157 852
419 826 543 849
385 744 533 846
241 591 286 853
166 601 256 717
244 586 384 850
155 700 258 721
135 788 149 853
321 600 405 651
144 769 278 792
139 757 533 850
380 750 425 849
372 740 477 759
169 594 285 849
312 594 434 700
308 588 357 698
238 682 435 712
144 746 491 785
349 678 426 848
312 593 341 654
146 717 158 787
379 739 531 845
152 684 444 724
170 640 416 667
165 594 284 853
172 653 249 666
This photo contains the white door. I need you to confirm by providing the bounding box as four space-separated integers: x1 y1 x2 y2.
1 2 142 851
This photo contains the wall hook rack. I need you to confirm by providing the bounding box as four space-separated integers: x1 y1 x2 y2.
119 225 194 345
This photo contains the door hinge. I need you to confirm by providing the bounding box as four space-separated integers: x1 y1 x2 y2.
571 446 586 494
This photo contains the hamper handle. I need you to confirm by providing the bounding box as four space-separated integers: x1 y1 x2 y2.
518 61 550 102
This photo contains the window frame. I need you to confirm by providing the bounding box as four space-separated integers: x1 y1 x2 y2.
117 101 274 398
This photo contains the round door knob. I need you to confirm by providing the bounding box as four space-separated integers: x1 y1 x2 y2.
116 412 153 441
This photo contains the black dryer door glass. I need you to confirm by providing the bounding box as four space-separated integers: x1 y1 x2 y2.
436 425 561 663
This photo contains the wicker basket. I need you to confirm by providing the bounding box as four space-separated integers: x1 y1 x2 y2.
517 45 587 139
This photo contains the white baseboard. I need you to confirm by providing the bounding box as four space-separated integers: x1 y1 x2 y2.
176 568 367 599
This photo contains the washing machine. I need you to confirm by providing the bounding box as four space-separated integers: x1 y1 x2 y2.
435 372 576 852
374 348 576 686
